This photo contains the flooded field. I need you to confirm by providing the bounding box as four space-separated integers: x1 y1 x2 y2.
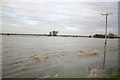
2 35 118 78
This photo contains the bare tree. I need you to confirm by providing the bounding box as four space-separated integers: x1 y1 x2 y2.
49 31 52 36
52 30 59 36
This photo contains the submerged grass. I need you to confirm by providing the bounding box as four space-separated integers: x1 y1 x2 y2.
100 67 119 79
107 45 120 52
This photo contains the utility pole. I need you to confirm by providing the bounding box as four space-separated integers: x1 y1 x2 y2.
101 13 112 69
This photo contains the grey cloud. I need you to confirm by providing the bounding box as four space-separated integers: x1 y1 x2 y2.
1 1 118 35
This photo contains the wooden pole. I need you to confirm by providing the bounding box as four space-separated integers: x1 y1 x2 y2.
103 14 108 69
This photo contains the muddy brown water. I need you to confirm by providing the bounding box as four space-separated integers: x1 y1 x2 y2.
2 35 118 78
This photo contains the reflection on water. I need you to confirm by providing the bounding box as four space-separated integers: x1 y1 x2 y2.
2 35 118 78
103 37 107 70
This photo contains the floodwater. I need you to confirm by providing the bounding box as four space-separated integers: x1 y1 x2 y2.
2 35 118 78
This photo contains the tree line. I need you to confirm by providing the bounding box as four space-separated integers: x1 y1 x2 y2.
93 33 118 38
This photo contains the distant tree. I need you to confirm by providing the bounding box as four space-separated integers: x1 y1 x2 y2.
49 30 58 36
108 33 115 38
89 35 92 38
53 30 58 36
6 34 10 36
49 31 52 36
93 34 105 38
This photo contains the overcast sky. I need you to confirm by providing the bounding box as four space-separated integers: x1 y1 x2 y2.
1 0 119 35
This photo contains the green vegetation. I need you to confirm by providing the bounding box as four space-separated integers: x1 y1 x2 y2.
93 33 118 38
93 34 105 38
104 68 119 78
100 67 119 79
